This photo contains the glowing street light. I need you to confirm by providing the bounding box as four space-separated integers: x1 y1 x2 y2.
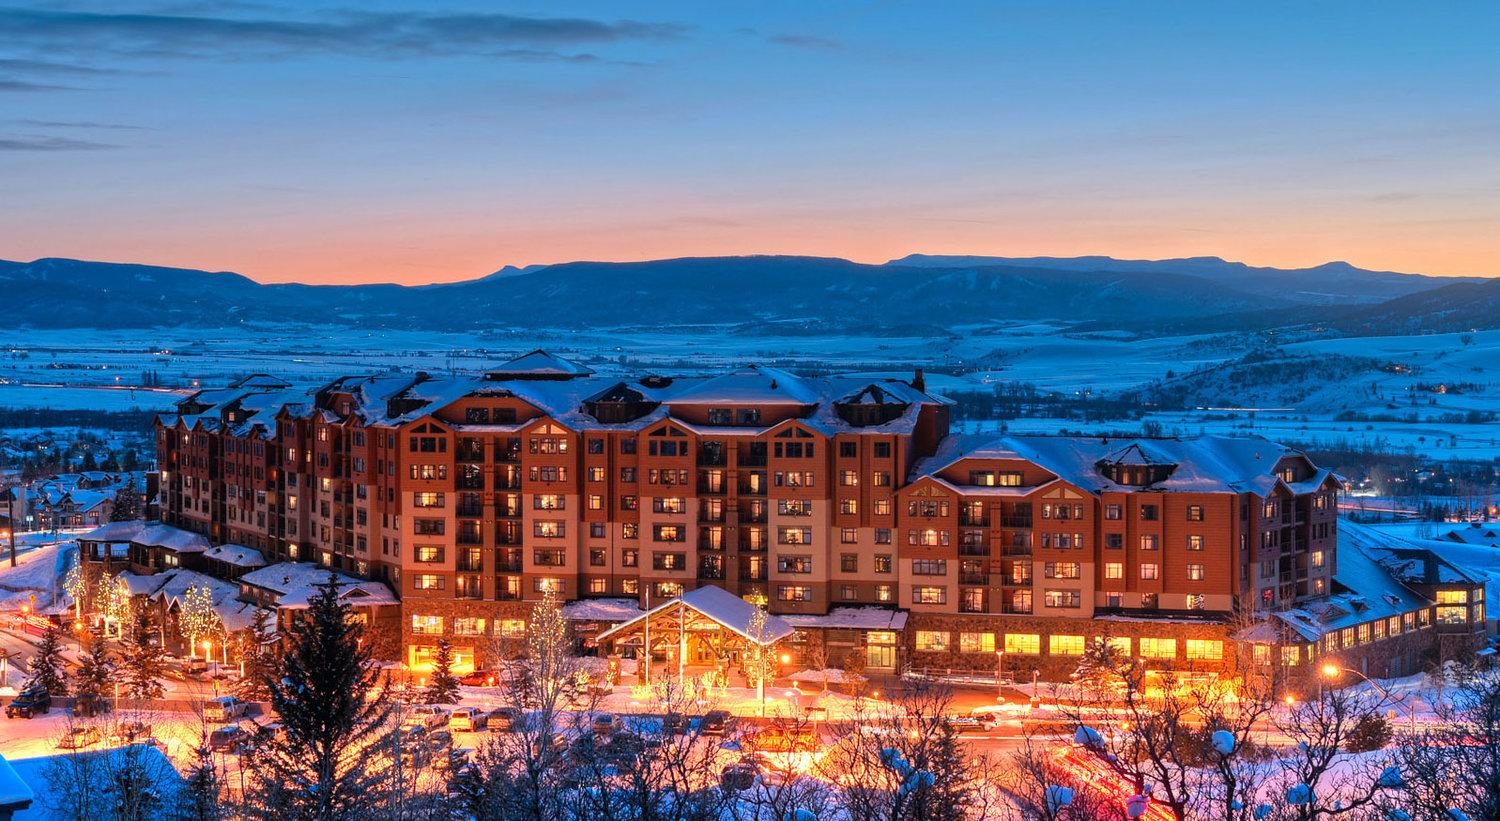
1321 664 1416 733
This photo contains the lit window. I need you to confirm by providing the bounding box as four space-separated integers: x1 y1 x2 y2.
959 632 995 653
1139 638 1176 659
915 631 949 652
1185 639 1222 660
1003 633 1040 655
1048 635 1085 656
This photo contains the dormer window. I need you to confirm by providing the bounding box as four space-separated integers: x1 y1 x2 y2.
738 409 761 425
707 408 732 425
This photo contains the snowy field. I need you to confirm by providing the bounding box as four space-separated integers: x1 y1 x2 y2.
4 324 1500 464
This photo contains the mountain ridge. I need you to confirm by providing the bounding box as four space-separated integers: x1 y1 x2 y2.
0 254 1488 335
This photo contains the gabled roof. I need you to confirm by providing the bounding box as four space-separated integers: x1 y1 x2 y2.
79 520 148 543
596 586 794 646
204 543 268 568
486 349 594 379
1266 523 1433 642
239 562 398 609
131 523 210 554
666 365 822 405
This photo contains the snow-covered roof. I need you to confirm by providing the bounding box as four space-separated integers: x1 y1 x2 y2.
485 349 594 379
1443 522 1500 547
79 519 147 543
597 585 795 646
562 597 643 622
1266 523 1432 642
150 568 240 612
666 365 823 405
5 745 181 820
131 523 210 554
204 543 268 568
912 434 1319 496
239 562 398 609
0 753 31 813
783 607 909 631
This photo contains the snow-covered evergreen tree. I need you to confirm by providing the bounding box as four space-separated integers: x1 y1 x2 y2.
110 478 142 522
73 623 116 703
424 638 461 704
233 607 275 702
25 624 68 696
249 572 390 820
177 736 223 821
123 611 166 701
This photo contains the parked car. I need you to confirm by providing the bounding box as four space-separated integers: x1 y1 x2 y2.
109 721 154 746
486 707 521 732
204 696 247 722
590 713 622 736
182 658 208 676
402 704 449 730
254 722 285 746
209 724 249 753
942 714 996 733
435 746 471 772
458 670 498 687
449 708 486 733
663 713 692 735
5 688 51 719
700 710 731 736
57 726 102 750
427 730 454 751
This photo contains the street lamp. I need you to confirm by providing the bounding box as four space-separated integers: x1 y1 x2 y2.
994 650 1006 701
1321 664 1417 733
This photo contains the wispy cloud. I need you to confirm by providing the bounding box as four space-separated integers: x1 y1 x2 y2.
0 7 688 61
767 33 840 50
13 118 148 130
0 135 120 150
0 57 120 74
0 78 80 92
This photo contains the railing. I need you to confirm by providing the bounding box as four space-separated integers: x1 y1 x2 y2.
456 504 484 517
495 557 523 573
457 556 483 572
739 511 768 524
958 544 990 557
739 569 767 581
738 454 768 467
697 453 727 467
699 510 726 524
1000 515 1033 529
959 573 988 585
959 515 990 527
698 569 726 581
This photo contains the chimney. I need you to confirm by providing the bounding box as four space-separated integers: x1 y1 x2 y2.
912 368 926 392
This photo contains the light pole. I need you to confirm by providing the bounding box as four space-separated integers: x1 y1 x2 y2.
1321 663 1417 734
994 650 1006 701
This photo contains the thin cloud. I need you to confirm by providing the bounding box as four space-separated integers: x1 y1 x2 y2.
0 79 81 91
0 7 689 61
0 57 121 74
0 135 120 150
14 118 148 130
767 33 840 50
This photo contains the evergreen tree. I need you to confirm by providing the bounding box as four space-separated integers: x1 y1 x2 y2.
110 478 142 522
234 608 276 702
177 736 223 821
73 623 116 704
25 624 68 696
424 638 461 704
249 573 390 820
81 450 99 471
124 612 167 701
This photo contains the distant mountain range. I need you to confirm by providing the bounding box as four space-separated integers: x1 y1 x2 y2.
0 254 1492 337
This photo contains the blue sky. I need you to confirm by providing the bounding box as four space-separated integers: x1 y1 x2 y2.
2 1 1497 283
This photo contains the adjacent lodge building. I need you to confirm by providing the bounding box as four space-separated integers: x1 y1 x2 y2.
138 352 1487 690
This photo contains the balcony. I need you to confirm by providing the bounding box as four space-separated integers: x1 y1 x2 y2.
739 510 768 525
697 451 727 468
958 542 989 557
457 555 484 573
738 453 768 468
959 572 988 585
698 568 726 581
958 514 990 528
1000 515 1033 529
698 479 727 495
738 481 767 496
739 568 767 582
698 534 726 551
456 503 484 518
455 578 484 600
699 509 726 524
495 553 523 573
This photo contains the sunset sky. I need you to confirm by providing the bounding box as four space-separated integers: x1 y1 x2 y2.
2 1 1497 284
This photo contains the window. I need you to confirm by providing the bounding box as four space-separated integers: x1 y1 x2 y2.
875 584 893 602
1104 562 1123 579
913 586 947 605
653 497 686 514
1044 562 1080 579
1186 504 1204 521
1049 635 1085 656
777 555 813 574
1139 638 1176 659
1187 535 1204 551
498 619 525 638
533 549 565 567
874 555 892 573
840 528 857 545
873 442 891 458
454 618 486 637
912 559 948 576
839 498 858 515
1140 563 1159 580
534 494 565 510
840 585 857 601
839 469 859 486
1105 533 1123 549
1140 534 1159 551
915 631 949 652
1437 590 1469 624
1044 589 1081 608
533 521 564 538
841 554 858 573
413 492 445 508
1004 633 1040 655
778 527 813 545
875 528 892 544
777 585 813 602
1140 504 1158 521
1311 550 1326 569
873 471 891 487
1187 564 1205 581
411 615 443 635
414 546 443 563
654 525 685 542
589 549 606 567
413 574 443 591
960 632 995 653
1104 504 1122 520
1186 639 1223 660
647 552 684 571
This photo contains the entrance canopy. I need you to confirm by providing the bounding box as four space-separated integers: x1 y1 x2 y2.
597 585 795 646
